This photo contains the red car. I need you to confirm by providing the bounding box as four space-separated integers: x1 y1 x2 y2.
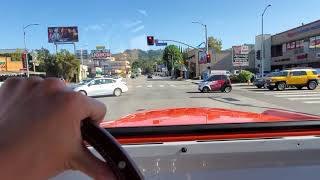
198 75 232 93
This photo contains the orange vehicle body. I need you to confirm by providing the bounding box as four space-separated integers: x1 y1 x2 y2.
101 108 320 144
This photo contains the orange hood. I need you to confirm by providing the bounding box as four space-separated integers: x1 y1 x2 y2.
101 108 320 128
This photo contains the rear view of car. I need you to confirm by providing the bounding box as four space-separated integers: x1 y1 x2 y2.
198 75 232 93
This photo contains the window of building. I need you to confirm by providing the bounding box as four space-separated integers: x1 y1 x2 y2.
316 36 320 48
310 37 316 48
282 44 287 53
271 45 283 57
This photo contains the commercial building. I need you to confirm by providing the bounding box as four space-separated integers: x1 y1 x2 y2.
80 48 131 77
256 19 320 71
186 45 256 78
0 49 24 72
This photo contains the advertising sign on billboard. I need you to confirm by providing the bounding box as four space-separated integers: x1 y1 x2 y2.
91 49 111 59
48 27 79 43
232 45 249 67
198 51 206 64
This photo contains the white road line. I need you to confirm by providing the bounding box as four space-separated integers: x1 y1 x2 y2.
303 101 320 104
170 84 175 87
289 97 320 100
159 85 164 88
264 91 320 95
136 85 142 88
147 85 152 88
275 94 320 97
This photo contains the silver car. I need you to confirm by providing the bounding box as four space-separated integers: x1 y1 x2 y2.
73 78 128 97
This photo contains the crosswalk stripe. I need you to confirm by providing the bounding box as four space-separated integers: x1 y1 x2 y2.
170 84 175 87
147 85 152 88
304 101 320 104
289 97 320 100
159 85 164 87
136 85 142 88
275 94 320 97
264 91 320 95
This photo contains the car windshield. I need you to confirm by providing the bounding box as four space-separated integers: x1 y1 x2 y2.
1 0 320 130
79 79 92 85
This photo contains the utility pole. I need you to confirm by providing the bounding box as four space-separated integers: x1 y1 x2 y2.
261 4 271 77
23 23 39 77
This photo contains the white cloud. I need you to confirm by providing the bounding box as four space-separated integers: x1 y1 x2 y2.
131 25 145 33
138 9 148 16
123 20 143 29
84 24 104 31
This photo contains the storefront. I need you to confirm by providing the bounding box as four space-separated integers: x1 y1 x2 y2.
271 20 320 70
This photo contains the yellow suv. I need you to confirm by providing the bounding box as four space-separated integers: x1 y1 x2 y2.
265 69 319 91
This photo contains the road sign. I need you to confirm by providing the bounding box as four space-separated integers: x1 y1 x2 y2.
156 42 167 46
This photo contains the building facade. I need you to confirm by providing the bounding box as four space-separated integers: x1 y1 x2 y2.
0 49 24 72
270 20 320 70
255 34 272 73
186 45 256 78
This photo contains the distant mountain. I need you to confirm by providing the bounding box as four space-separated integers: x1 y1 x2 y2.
113 49 163 63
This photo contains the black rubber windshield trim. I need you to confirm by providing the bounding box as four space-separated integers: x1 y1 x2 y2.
105 120 320 137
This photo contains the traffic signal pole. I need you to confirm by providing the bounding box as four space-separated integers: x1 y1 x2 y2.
23 30 29 77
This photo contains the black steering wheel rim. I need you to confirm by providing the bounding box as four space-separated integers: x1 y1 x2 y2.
81 119 144 180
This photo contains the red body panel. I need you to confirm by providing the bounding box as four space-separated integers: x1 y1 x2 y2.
102 108 320 128
101 108 320 144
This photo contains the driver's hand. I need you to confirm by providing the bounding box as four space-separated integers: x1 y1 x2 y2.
0 78 115 180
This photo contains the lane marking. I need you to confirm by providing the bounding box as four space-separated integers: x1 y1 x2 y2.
303 101 320 104
147 85 152 88
170 84 175 87
136 85 142 88
275 94 320 97
289 97 320 100
159 85 164 88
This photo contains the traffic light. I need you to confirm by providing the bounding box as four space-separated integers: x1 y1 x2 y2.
28 54 33 68
206 53 211 63
256 50 261 60
22 53 27 68
147 36 155 45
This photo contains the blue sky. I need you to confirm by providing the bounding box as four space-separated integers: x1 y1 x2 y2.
0 0 319 53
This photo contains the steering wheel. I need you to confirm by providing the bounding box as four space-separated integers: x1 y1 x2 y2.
81 119 144 180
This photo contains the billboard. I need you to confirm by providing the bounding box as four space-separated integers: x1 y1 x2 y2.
232 45 249 67
48 27 79 43
91 49 111 59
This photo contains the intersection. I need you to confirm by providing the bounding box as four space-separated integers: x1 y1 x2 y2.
93 76 320 121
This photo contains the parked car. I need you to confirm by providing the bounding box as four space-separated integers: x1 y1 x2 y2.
315 68 320 79
265 69 318 91
147 74 153 79
73 78 128 97
198 75 232 93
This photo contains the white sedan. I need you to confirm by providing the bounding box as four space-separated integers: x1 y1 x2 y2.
73 78 128 97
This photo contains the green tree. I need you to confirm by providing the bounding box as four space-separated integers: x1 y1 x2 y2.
55 50 80 82
162 45 183 73
208 36 222 53
11 49 23 61
238 70 254 83
35 48 56 74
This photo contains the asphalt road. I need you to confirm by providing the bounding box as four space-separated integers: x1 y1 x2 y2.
93 76 320 121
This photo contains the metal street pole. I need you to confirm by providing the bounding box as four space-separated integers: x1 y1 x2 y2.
205 24 208 54
192 21 207 79
261 4 271 77
23 23 39 77
80 48 83 65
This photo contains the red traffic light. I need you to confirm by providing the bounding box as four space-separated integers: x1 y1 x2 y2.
206 53 211 63
147 36 155 45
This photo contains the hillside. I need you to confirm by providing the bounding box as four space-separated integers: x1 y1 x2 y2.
113 49 163 62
